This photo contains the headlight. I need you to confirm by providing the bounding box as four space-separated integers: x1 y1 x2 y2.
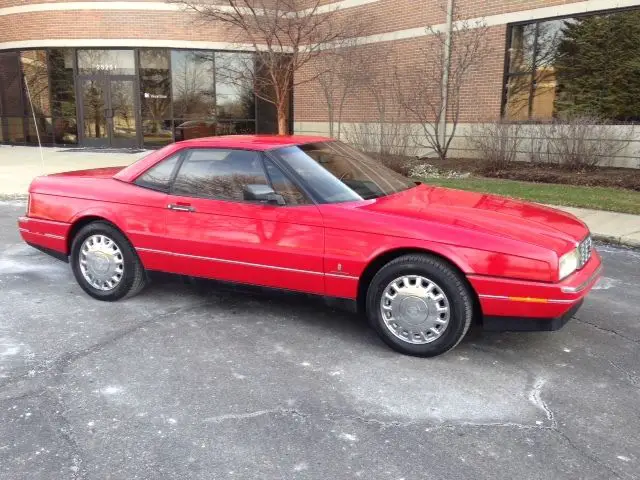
559 248 580 280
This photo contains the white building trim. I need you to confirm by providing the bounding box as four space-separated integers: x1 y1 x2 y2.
353 0 640 45
0 0 638 50
0 0 382 17
0 1 180 16
0 38 260 51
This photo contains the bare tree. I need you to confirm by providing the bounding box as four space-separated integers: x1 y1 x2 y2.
466 121 524 172
342 45 418 163
313 39 374 139
397 11 490 160
171 0 363 135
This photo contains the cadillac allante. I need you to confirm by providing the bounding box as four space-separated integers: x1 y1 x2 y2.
18 136 602 356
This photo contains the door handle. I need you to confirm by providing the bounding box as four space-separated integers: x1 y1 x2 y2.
167 203 195 212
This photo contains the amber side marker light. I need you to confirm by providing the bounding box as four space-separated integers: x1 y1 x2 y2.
509 297 549 304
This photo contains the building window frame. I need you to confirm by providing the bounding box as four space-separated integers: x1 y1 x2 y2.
501 5 640 123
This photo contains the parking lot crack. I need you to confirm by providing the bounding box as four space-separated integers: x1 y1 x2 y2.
527 376 630 479
0 302 209 393
42 390 87 480
423 422 552 433
574 317 640 346
607 360 640 389
554 429 629 480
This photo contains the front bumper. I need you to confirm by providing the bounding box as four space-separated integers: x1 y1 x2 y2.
468 251 602 331
482 300 584 332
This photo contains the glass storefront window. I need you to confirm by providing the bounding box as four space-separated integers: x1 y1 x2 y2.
0 47 278 145
173 119 217 141
256 96 278 134
140 49 172 147
0 52 24 116
53 118 78 144
26 117 54 145
143 118 173 146
216 120 256 135
216 94 255 120
215 52 255 120
508 24 536 74
81 78 107 139
171 50 215 120
6 117 25 143
110 79 138 143
140 49 171 120
504 75 532 121
78 49 135 75
50 49 76 118
21 50 51 117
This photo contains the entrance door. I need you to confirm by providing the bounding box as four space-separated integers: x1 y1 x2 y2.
79 76 139 148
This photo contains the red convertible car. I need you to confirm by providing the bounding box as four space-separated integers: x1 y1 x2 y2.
18 135 602 356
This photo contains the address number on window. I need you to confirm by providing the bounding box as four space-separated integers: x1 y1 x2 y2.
95 64 116 71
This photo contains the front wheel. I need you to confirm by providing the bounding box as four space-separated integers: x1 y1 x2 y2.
366 254 474 357
70 221 147 301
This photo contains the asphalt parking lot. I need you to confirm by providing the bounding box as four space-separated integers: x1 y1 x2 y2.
1 199 639 480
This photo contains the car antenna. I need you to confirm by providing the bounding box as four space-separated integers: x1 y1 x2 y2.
24 71 45 173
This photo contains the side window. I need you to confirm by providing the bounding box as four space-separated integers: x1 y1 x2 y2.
135 153 180 192
172 149 269 201
264 160 310 206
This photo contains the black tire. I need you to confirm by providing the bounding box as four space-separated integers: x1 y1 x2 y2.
365 254 474 357
70 221 147 301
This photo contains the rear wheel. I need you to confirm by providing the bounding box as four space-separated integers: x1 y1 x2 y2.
70 221 147 301
366 254 473 357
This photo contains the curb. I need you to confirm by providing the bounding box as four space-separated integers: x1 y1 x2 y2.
0 194 28 201
592 233 640 249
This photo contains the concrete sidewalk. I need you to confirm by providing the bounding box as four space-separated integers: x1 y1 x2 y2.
552 206 640 247
1 145 639 247
0 145 148 196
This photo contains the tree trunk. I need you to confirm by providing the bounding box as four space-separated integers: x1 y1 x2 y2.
277 107 288 135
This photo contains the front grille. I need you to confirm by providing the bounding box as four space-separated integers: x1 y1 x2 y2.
578 235 592 268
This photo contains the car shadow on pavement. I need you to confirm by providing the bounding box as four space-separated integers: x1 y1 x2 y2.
144 272 556 357
146 272 379 342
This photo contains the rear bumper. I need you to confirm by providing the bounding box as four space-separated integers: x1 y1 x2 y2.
469 251 602 331
18 216 70 258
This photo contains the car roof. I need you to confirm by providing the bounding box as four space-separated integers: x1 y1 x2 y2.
113 135 334 183
178 135 333 151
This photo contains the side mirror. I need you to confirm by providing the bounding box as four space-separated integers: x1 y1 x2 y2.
243 184 286 206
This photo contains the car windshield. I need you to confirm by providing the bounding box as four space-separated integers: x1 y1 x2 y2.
269 141 416 203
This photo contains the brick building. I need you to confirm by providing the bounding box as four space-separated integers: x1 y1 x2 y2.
0 0 638 167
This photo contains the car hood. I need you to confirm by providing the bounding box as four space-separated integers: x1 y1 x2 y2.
359 184 588 253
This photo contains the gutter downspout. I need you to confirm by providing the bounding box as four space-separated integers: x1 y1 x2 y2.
439 0 455 153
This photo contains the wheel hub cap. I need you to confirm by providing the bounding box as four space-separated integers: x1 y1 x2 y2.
79 234 125 291
380 275 450 344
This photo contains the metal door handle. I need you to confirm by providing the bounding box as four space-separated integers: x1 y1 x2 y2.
167 203 195 212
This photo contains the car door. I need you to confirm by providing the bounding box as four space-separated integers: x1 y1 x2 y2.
123 151 180 249
150 147 326 295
